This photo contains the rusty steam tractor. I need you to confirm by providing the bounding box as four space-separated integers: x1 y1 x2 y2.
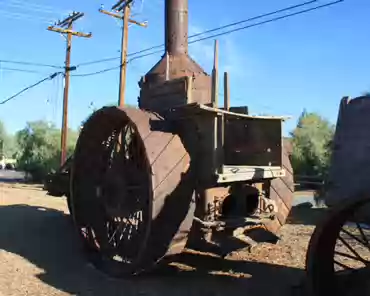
69 0 294 276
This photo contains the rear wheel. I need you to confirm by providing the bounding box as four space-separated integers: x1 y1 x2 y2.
306 195 370 296
70 107 196 277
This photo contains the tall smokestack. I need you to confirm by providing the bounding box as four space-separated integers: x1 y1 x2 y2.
165 0 188 55
139 0 212 110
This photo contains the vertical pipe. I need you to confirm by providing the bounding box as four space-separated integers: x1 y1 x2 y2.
165 0 188 55
223 72 230 111
165 51 170 80
221 71 230 172
211 39 219 107
61 25 72 166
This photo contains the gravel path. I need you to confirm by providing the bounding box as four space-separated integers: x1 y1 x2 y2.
0 183 323 296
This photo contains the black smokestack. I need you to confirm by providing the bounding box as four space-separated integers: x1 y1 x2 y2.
165 0 188 55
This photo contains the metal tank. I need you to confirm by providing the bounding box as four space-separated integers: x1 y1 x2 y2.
305 95 370 296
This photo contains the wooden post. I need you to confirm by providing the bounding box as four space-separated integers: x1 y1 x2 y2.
47 12 92 165
60 25 72 166
99 1 148 107
118 4 130 106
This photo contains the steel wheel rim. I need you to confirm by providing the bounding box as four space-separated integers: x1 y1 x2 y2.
70 108 153 274
306 195 370 295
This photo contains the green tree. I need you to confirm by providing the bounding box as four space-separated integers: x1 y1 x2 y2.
0 120 19 158
290 110 335 178
16 120 78 182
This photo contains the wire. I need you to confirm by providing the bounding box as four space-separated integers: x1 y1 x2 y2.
1 67 46 74
0 9 53 22
0 72 63 105
71 49 163 77
189 0 344 44
76 56 121 67
72 0 343 77
71 64 120 77
0 2 64 15
75 0 319 68
6 0 63 13
190 0 318 39
0 59 63 69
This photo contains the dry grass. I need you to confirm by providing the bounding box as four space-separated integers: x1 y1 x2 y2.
0 183 323 296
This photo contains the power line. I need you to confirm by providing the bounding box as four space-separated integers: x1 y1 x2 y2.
0 67 46 74
190 0 318 39
189 0 344 44
75 0 319 68
71 49 162 77
0 9 53 23
0 72 63 105
0 59 63 69
0 2 64 15
6 0 64 13
72 0 343 77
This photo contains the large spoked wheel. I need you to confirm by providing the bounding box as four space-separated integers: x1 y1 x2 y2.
306 194 370 296
70 106 196 277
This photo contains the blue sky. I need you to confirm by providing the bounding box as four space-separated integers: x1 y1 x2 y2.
0 0 369 136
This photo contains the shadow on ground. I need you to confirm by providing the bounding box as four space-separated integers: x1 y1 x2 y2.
287 202 328 226
0 204 308 296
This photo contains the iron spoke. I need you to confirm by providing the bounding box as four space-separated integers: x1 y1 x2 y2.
335 250 368 264
108 222 121 244
334 259 354 270
338 234 368 264
355 222 370 249
341 227 369 248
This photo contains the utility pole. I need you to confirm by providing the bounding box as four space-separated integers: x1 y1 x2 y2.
47 12 92 165
99 0 147 107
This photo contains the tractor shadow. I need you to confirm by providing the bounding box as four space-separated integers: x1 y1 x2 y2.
287 189 330 226
0 204 307 296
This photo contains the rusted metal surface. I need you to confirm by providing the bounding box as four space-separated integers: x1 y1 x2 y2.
223 72 230 111
325 95 370 207
211 40 219 107
305 95 370 295
165 0 188 55
70 106 196 276
224 115 282 167
138 0 212 109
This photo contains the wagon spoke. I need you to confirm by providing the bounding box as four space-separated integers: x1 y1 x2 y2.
338 232 369 265
355 222 370 249
335 250 368 264
341 227 369 248
334 259 355 270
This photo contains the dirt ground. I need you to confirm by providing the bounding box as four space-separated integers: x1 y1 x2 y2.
0 183 324 296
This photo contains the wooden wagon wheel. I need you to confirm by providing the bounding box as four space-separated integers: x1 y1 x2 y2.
306 194 370 296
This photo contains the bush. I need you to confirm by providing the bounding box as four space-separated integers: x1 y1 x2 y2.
15 121 78 183
290 110 335 178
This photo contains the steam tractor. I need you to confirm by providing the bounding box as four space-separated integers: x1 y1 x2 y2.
70 0 294 276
